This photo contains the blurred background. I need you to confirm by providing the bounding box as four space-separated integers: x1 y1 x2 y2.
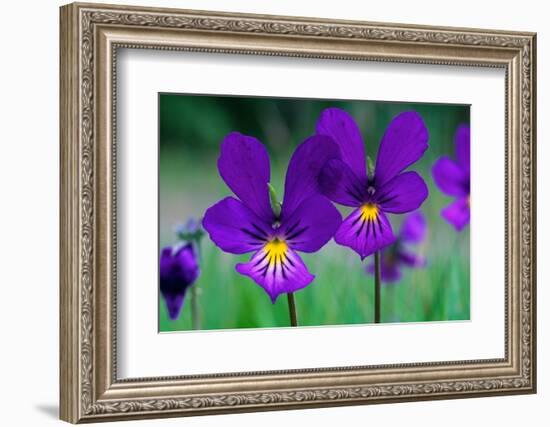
159 93 470 332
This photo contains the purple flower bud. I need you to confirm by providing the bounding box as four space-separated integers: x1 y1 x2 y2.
160 243 200 320
175 217 204 243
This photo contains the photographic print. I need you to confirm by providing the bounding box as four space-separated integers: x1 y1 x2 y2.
60 5 536 420
159 94 470 332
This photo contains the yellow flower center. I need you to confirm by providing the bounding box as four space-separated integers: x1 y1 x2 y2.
264 239 288 266
360 203 379 221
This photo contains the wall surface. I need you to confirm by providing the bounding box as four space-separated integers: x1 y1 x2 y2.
0 0 545 425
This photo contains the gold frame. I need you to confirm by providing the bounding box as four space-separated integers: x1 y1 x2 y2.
59 2 537 423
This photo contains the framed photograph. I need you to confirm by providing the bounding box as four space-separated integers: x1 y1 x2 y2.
60 2 537 423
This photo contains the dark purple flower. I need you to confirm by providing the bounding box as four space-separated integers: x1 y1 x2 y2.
316 108 429 259
366 211 427 283
203 132 342 303
432 125 470 231
160 243 200 320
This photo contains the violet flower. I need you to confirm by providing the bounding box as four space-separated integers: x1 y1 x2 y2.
432 124 470 231
316 108 429 259
160 243 200 320
203 132 342 303
366 211 427 283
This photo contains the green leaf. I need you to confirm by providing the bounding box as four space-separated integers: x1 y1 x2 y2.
268 182 282 218
367 156 375 180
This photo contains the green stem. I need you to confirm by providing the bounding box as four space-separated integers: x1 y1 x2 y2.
191 240 202 330
191 286 200 330
287 292 298 327
374 251 382 323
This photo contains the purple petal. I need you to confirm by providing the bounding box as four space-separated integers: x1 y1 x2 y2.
366 256 402 283
318 158 368 207
399 211 427 243
455 124 470 174
374 171 428 214
442 196 470 231
316 108 367 180
161 291 186 321
203 197 271 254
282 135 341 217
280 195 342 253
160 245 200 290
381 263 402 282
236 245 314 303
374 111 429 187
432 157 469 197
366 245 425 284
217 132 273 220
334 207 396 259
398 250 426 268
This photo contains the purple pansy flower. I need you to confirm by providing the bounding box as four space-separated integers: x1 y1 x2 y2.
366 211 427 283
316 108 429 259
203 132 342 303
432 124 470 231
160 243 200 320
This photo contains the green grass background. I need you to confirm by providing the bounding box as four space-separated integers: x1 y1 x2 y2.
159 94 470 331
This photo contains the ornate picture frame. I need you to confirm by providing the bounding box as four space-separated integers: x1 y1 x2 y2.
60 2 536 423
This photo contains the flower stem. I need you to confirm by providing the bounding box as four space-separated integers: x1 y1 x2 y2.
374 251 382 323
191 286 200 330
287 292 298 327
191 239 203 330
